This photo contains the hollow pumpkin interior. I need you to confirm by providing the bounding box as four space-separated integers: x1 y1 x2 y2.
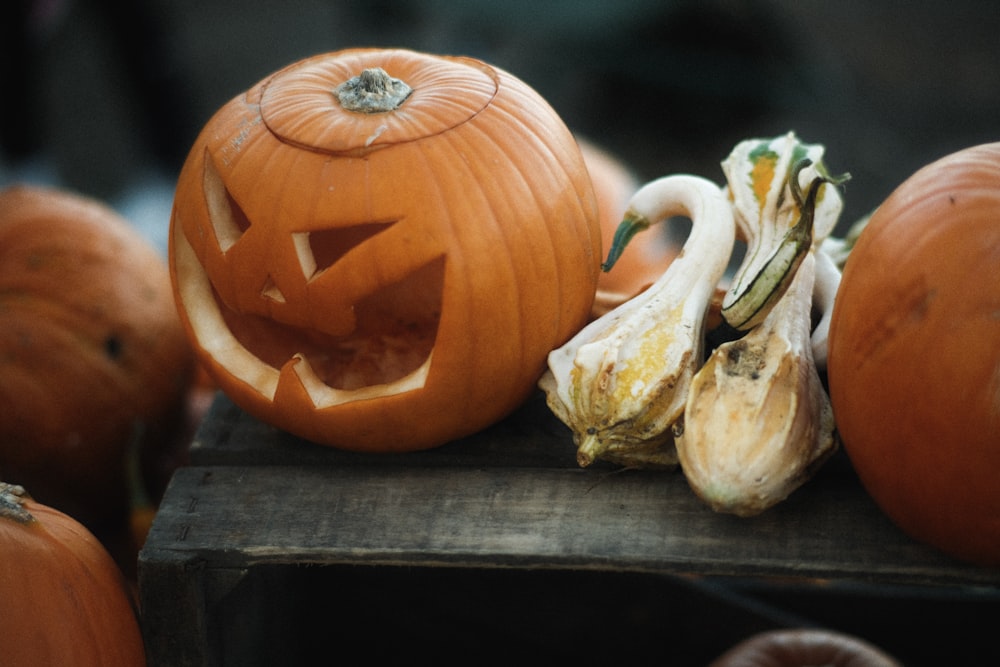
212 257 443 390
206 149 444 391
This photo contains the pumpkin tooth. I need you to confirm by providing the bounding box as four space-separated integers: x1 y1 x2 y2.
540 175 735 468
678 250 838 516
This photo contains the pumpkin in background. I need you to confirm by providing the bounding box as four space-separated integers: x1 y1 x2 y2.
827 142 1000 567
0 184 195 575
0 482 146 666
138 361 218 513
577 137 678 318
709 629 901 666
170 48 601 452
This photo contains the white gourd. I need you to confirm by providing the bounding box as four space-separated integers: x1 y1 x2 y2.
540 175 736 468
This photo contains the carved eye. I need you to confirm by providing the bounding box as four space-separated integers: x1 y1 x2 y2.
204 153 251 252
205 153 402 305
296 222 396 282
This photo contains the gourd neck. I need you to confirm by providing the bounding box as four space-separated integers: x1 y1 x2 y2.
335 67 413 113
0 483 34 524
611 174 736 301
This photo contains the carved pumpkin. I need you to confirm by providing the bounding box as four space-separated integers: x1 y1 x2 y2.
0 185 194 572
0 482 146 666
170 48 601 451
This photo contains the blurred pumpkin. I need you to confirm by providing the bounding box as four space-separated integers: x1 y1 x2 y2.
827 142 1000 567
0 184 195 574
710 629 901 666
138 361 217 510
577 137 678 318
0 482 146 666
170 47 601 452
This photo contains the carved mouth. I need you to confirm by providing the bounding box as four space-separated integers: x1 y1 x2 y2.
177 152 444 408
220 256 441 391
173 225 443 408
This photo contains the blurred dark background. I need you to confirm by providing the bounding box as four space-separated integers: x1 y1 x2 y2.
3 3 999 663
2 0 999 253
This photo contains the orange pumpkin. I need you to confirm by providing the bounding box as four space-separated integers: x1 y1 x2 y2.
577 137 678 318
170 48 601 452
0 184 194 573
0 482 146 666
827 142 1000 567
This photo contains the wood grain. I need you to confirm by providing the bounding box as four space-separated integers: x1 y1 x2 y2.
139 392 1000 666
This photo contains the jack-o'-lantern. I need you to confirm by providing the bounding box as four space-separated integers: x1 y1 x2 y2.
170 48 601 451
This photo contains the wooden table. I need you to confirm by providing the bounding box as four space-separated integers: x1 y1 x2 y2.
138 392 1000 666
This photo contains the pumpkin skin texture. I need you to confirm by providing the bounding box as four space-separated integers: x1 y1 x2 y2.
170 48 602 452
0 482 146 666
827 142 1000 567
0 185 194 561
577 137 678 318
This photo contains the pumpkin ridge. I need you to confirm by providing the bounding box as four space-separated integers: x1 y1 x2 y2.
1 489 145 665
827 141 1000 567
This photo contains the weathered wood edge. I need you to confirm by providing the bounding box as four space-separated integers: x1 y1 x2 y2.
139 463 1000 589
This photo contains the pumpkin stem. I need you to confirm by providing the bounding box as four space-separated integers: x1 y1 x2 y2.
0 483 35 524
335 67 413 113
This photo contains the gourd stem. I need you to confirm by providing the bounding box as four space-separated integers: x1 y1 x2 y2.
788 158 812 208
722 160 843 331
335 67 413 113
576 433 604 468
0 483 35 524
602 214 651 272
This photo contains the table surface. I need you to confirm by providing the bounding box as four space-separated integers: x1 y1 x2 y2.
142 392 1000 589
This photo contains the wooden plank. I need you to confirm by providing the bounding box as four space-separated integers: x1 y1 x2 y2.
138 554 210 666
140 560 814 666
140 461 1000 588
